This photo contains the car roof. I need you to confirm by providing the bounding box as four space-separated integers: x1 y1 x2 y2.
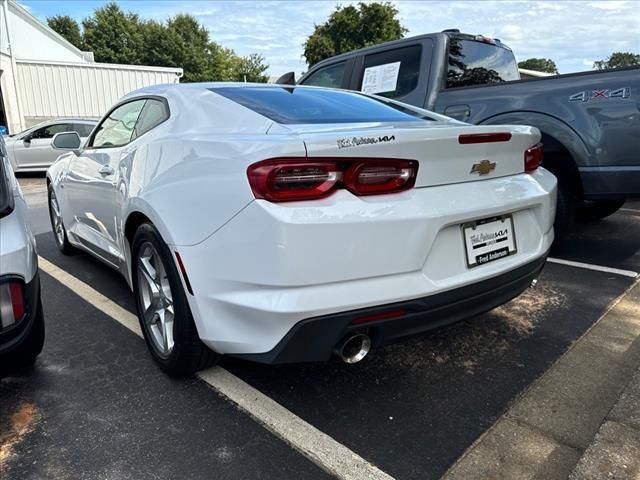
125 82 338 99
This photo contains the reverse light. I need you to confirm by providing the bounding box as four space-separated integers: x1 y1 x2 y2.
247 158 418 202
524 143 543 173
0 280 25 329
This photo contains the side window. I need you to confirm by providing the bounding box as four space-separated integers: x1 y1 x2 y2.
30 124 72 140
73 123 96 138
133 99 169 139
359 45 422 99
446 39 519 88
91 100 146 148
302 62 347 88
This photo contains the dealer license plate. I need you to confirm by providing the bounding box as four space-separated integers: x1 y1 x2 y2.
462 215 517 268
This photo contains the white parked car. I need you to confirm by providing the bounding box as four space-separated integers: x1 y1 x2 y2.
4 118 97 172
47 83 556 376
0 136 44 369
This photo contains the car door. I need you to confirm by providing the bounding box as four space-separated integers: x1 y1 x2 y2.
350 42 433 108
13 123 74 169
64 99 147 265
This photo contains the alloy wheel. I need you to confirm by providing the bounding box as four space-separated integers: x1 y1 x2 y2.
49 190 65 246
137 242 175 357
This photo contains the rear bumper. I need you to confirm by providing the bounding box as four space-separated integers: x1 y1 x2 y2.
235 252 548 364
580 166 640 199
177 169 556 356
0 273 41 356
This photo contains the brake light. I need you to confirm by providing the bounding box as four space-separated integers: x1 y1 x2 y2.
247 158 418 202
459 132 512 144
345 160 417 196
0 281 25 329
525 143 543 173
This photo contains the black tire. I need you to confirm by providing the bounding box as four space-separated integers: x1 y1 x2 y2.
10 298 45 369
577 199 625 222
553 179 576 243
48 184 76 255
132 223 218 377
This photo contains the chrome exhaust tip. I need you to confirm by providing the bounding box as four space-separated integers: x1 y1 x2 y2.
335 333 371 364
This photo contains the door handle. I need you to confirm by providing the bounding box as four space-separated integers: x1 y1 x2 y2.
98 165 114 176
444 105 471 121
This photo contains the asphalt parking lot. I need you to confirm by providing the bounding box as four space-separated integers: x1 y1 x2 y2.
1 175 639 480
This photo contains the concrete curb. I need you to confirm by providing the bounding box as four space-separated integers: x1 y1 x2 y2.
443 277 640 480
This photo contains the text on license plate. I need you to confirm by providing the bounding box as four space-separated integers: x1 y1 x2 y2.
462 215 517 268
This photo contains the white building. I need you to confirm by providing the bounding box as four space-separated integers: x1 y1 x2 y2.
0 0 183 134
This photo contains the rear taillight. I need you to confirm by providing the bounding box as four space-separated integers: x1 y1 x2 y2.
345 160 417 196
0 280 25 329
247 158 418 202
525 143 543 173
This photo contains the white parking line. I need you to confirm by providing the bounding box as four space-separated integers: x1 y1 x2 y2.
547 257 638 278
620 208 640 214
38 256 395 480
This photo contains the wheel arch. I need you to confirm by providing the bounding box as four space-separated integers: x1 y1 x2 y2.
122 205 175 289
479 111 589 199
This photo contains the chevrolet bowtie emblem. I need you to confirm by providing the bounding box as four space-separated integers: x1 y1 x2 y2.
470 160 496 175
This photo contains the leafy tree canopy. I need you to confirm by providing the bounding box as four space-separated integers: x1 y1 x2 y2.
594 52 640 70
48 2 268 83
304 2 406 66
517 58 558 74
47 15 83 50
82 3 144 64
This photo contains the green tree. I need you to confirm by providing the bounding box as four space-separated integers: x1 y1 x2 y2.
47 15 83 50
166 14 214 82
82 2 144 64
303 2 406 66
594 52 640 69
517 58 558 74
141 15 269 83
77 3 269 83
231 53 269 83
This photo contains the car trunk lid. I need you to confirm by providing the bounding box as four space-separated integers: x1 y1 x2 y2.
286 123 540 188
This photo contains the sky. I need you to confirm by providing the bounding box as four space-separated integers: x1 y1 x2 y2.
19 0 640 77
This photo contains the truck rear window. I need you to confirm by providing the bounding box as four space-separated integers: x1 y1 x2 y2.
446 39 519 88
211 86 430 124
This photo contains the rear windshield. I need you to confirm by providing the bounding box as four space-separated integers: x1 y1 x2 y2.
447 39 519 88
210 87 431 124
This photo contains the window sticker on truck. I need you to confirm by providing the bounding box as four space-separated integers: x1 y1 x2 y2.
569 87 630 102
361 62 401 95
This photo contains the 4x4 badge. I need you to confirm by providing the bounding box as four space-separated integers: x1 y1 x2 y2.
470 160 496 175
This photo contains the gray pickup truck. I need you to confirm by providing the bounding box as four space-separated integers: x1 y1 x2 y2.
288 30 640 239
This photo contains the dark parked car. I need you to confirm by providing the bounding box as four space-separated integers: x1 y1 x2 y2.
287 30 640 239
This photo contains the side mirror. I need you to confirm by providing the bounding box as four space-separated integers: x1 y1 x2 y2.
275 71 296 85
52 131 82 153
23 134 32 144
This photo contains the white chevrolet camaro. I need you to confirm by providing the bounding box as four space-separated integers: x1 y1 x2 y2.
47 83 556 376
